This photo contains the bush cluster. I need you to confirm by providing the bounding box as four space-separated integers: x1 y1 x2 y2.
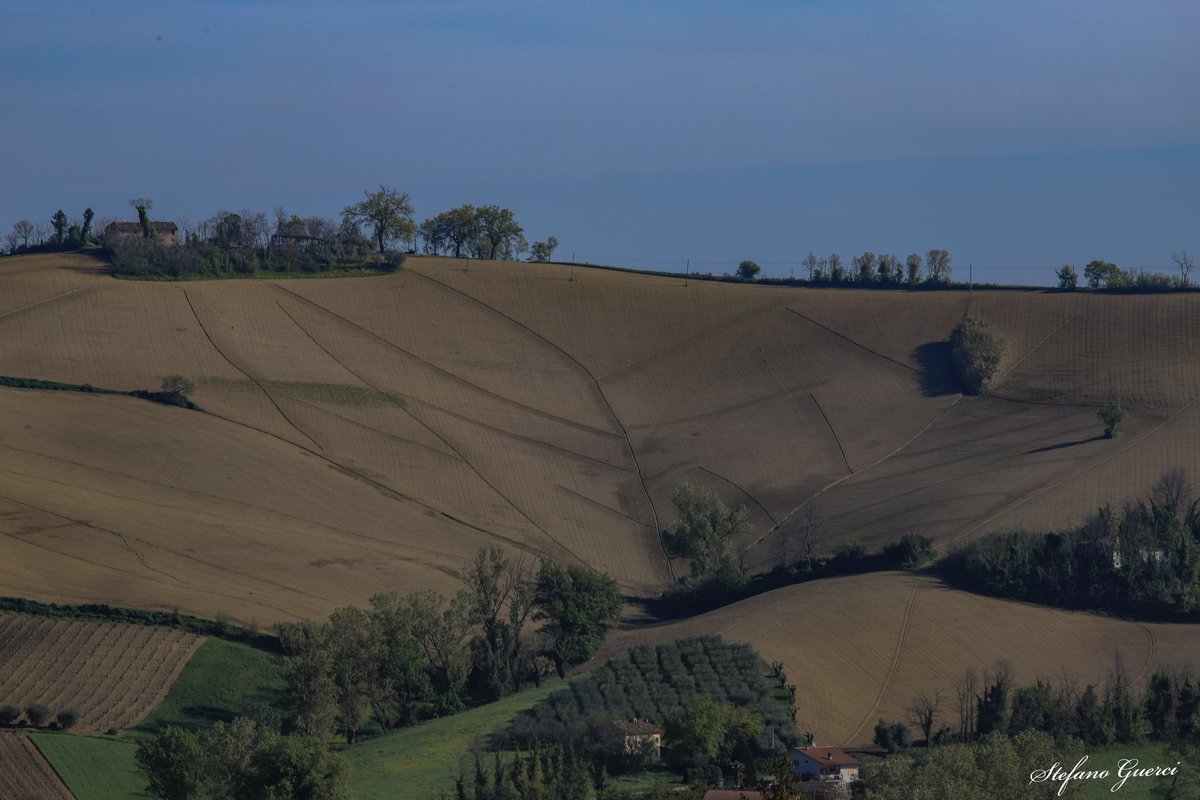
0 702 79 730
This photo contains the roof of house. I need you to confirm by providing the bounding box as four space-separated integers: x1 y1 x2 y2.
701 791 764 800
792 746 860 768
612 718 662 735
105 221 179 234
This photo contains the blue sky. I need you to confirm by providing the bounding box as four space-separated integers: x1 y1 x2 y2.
3 0 1197 283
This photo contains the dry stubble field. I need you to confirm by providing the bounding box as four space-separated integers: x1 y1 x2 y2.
0 252 1198 746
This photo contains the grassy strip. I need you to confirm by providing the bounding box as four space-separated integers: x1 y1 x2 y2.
29 732 152 800
344 679 564 800
0 375 202 411
0 596 279 651
135 638 286 735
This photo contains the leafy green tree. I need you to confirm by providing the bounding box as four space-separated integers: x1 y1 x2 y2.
828 252 845 282
533 560 622 676
131 198 156 239
1084 259 1122 288
241 734 349 800
366 592 433 727
950 317 1004 395
873 718 913 753
1056 263 1079 289
343 186 415 253
51 209 69 244
56 708 80 729
529 236 559 263
1098 395 1126 438
663 483 750 583
80 208 95 244
25 703 50 727
276 619 338 739
439 204 480 258
664 695 759 775
905 253 922 284
853 251 877 283
135 726 209 800
736 259 761 281
473 205 526 260
878 253 899 282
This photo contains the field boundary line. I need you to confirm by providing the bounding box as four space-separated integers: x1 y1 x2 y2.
841 578 922 747
271 284 620 440
994 311 1082 386
271 296 591 566
742 395 962 556
0 284 96 323
404 268 675 583
809 392 853 475
21 733 77 800
783 306 917 374
555 484 656 529
180 288 324 451
1133 623 1157 686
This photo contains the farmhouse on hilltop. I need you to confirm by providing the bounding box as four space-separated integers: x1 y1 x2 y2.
104 220 179 246
611 718 663 756
789 746 860 783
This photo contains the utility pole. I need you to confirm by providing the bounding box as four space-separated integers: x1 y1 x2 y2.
685 258 689 287
970 262 974 291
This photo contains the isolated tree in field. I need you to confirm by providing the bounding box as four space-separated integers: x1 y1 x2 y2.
925 249 951 283
473 205 525 260
130 198 155 239
1056 263 1079 289
905 253 922 284
160 375 194 404
853 251 877 283
1098 395 1126 439
51 209 68 244
664 483 751 583
1173 251 1195 286
802 252 819 280
0 704 20 724
11 219 35 250
949 317 1004 395
736 259 761 281
343 186 415 253
529 235 559 263
533 560 622 676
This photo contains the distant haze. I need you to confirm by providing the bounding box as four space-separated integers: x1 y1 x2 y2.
3 0 1198 284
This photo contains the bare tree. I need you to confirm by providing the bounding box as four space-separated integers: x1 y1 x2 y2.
803 252 820 280
954 667 978 740
926 249 952 283
12 219 35 249
908 690 942 745
1150 468 1192 517
1172 251 1195 286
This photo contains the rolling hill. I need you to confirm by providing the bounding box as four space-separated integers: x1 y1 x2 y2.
1 252 1198 626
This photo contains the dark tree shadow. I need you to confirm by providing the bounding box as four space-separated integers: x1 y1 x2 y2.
1025 436 1105 454
911 341 960 397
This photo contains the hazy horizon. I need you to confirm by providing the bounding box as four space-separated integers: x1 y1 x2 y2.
4 0 1198 284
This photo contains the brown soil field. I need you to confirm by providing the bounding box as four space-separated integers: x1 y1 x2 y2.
607 572 1200 747
0 732 74 800
0 612 202 732
0 253 1198 624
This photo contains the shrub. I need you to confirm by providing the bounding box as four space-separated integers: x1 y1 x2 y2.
1098 395 1126 439
56 708 80 730
25 703 51 727
950 317 1004 394
0 704 20 724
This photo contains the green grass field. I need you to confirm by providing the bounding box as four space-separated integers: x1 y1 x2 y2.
30 732 152 800
134 638 285 735
344 680 565 800
1076 742 1185 800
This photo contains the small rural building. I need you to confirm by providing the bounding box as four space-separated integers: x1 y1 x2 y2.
104 221 179 246
701 791 764 800
611 718 663 755
789 746 860 783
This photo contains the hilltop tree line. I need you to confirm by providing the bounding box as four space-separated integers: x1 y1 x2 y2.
942 470 1200 620
276 548 621 744
1056 253 1197 290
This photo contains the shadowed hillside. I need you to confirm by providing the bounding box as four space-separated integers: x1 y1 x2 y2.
0 252 1197 624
